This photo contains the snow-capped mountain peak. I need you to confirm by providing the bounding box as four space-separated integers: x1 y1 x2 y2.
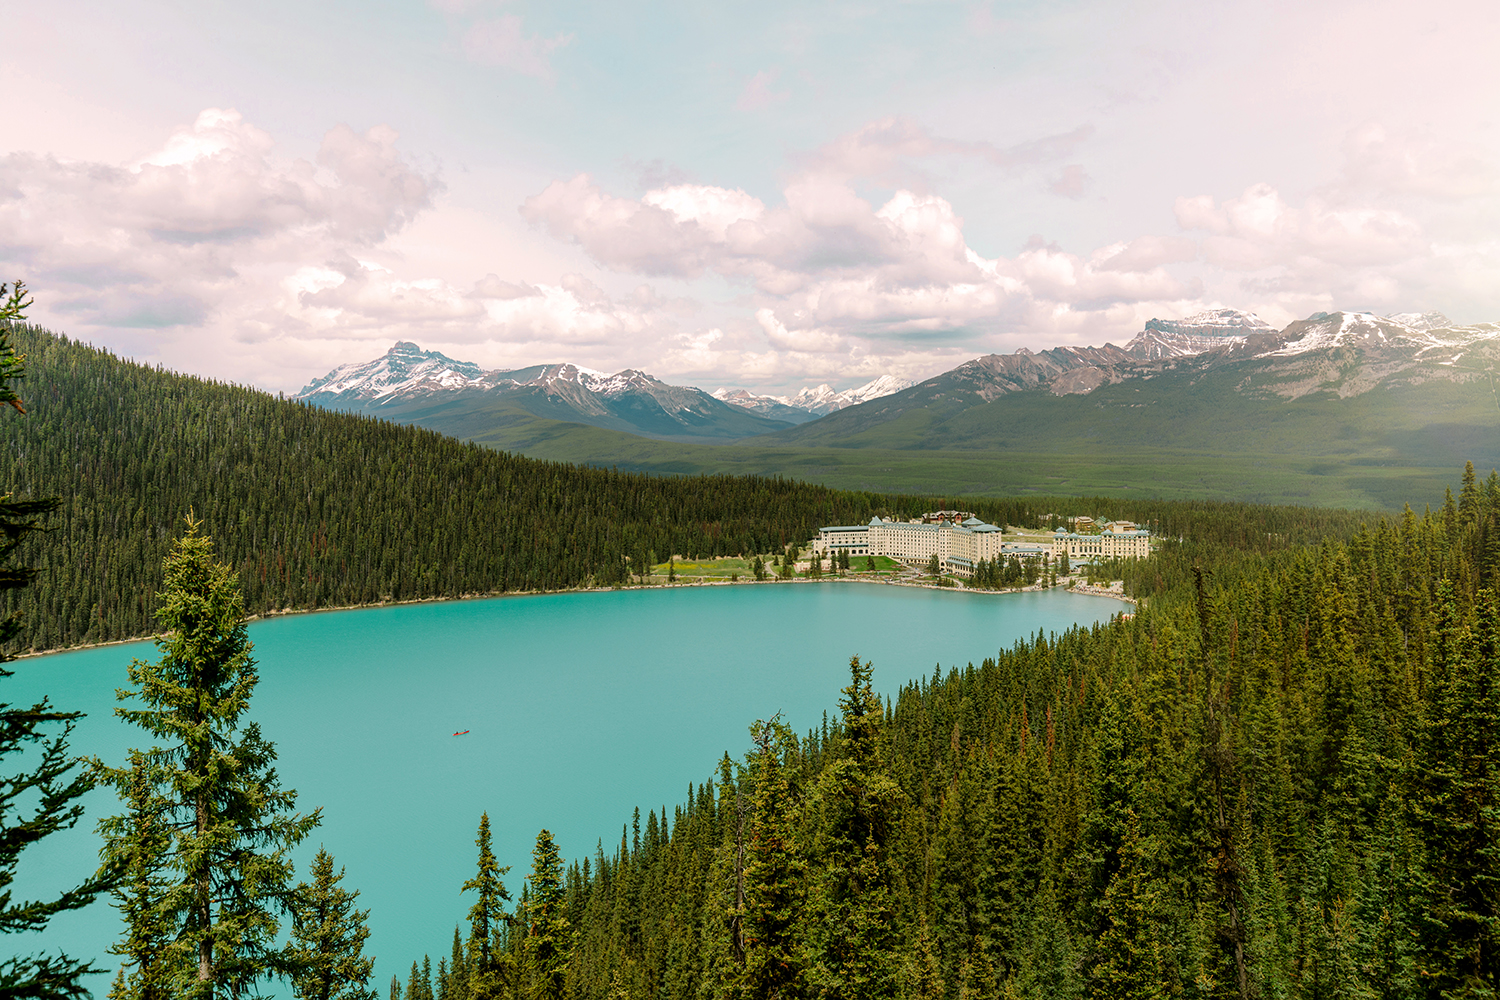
297 341 488 404
296 343 796 442
1124 309 1273 360
713 375 915 418
1386 311 1452 332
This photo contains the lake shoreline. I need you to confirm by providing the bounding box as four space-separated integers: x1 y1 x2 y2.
17 572 1134 660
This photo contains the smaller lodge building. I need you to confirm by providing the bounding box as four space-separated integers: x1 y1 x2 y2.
1050 523 1152 561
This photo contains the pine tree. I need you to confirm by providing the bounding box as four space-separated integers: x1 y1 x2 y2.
903 924 945 1000
1461 461 1482 527
1090 810 1169 1000
447 926 469 1000
523 830 569 1000
1414 586 1500 991
738 716 806 1000
406 960 431 1000
284 847 377 1000
0 280 107 1000
96 518 320 1000
808 656 903 1000
461 814 512 1000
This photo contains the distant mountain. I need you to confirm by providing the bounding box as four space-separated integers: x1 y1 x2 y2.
709 389 821 425
711 374 915 419
762 310 1500 459
1124 309 1273 360
296 342 794 443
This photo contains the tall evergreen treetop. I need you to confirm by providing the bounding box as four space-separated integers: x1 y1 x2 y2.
96 520 320 1000
460 814 511 1000
809 657 903 1000
522 830 569 1000
284 847 377 1000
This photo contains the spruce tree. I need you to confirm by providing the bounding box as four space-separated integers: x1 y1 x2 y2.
1414 586 1500 991
460 814 512 1000
522 830 569 1000
0 280 107 1000
447 927 469 1000
96 519 320 1000
809 656 903 1000
284 847 377 1000
1090 810 1168 1000
904 924 945 1000
738 716 806 1000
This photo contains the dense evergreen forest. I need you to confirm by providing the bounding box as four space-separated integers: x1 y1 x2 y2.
388 468 1500 1000
0 324 1374 653
8 317 1499 997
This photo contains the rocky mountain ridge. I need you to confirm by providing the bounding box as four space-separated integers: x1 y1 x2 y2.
942 309 1499 402
763 308 1500 448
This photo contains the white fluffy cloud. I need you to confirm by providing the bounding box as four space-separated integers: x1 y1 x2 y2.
520 118 1500 376
521 120 1197 362
1171 125 1500 318
0 109 436 338
7 108 1497 397
0 109 689 388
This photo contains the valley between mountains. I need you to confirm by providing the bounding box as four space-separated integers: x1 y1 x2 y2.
296 309 1500 509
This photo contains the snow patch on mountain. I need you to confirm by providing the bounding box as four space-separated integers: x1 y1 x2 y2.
1260 311 1497 358
1386 311 1452 331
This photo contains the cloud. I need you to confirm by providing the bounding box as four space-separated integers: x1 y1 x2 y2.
520 120 1193 358
798 116 1093 188
737 68 790 112
0 110 437 332
1177 181 1428 275
279 257 681 356
1050 164 1089 199
1165 122 1500 318
461 16 573 81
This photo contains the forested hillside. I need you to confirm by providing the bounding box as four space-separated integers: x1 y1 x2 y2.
0 325 893 651
0 324 1375 653
402 470 1500 999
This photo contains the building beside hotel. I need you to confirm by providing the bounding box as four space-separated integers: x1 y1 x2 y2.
1050 525 1152 561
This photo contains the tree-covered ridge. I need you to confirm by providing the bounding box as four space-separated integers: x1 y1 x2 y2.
399 470 1500 1000
0 324 1376 653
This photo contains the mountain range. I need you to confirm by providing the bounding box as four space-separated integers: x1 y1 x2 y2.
768 309 1499 453
295 344 916 442
295 308 1500 508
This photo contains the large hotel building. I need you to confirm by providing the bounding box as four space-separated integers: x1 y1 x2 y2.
813 513 1151 578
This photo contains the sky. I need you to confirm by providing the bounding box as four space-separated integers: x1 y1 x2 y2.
2 0 1497 394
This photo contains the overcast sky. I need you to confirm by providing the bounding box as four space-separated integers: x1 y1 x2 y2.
3 0 1496 394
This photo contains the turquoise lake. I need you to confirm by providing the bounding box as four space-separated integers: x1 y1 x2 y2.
12 582 1124 990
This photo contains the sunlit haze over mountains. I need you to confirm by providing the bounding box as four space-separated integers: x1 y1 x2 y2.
3 0 1496 396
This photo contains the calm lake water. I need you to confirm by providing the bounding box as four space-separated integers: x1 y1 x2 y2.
13 581 1123 990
